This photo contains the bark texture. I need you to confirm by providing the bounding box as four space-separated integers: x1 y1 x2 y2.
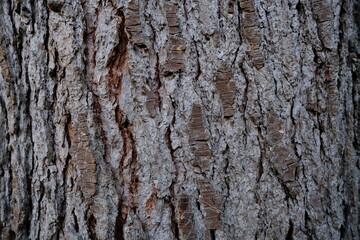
0 0 359 239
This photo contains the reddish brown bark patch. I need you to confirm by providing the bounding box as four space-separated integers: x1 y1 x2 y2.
68 113 98 202
266 113 300 197
125 0 145 46
106 9 128 97
214 65 237 117
188 104 213 172
312 0 333 23
240 0 265 69
161 3 185 75
145 194 157 216
197 180 223 230
115 106 139 208
143 86 159 118
177 195 196 240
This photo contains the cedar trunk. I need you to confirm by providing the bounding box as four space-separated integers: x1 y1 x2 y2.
0 0 359 239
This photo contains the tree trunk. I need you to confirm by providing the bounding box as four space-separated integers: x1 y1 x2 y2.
0 0 359 239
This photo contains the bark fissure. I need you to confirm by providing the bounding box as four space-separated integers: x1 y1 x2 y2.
114 200 125 240
168 199 180 240
222 145 231 209
148 14 162 112
117 112 139 206
24 68 34 238
286 219 294 240
256 127 264 183
72 209 79 232
88 213 98 240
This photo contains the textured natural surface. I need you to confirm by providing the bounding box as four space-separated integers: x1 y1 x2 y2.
0 0 359 239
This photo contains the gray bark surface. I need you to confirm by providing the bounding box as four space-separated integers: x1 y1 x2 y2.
0 0 359 239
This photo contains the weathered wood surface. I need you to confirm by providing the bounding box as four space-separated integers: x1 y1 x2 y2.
0 0 359 239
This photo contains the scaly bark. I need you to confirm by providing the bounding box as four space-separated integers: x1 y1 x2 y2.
0 0 359 239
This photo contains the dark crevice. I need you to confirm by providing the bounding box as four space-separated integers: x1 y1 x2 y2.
7 165 13 236
181 0 188 21
194 42 201 82
114 200 125 240
240 64 249 114
165 107 180 240
72 210 79 232
340 200 350 239
304 211 315 239
115 107 127 172
92 94 108 167
9 230 16 240
116 105 139 210
129 133 138 195
256 127 264 182
104 8 129 239
195 198 201 211
47 1 64 13
155 52 162 109
290 100 300 159
165 125 175 167
286 219 294 240
57 153 70 237
317 115 326 162
105 8 128 96
338 3 353 236
236 0 243 42
270 167 294 201
227 1 234 15
58 115 71 236
257 155 264 183
48 47 58 79
255 231 259 240
88 214 97 240
23 62 34 239
166 198 180 240
295 1 302 15
216 0 221 21
36 183 45 239
222 145 230 211
239 64 249 146
210 229 216 240
29 0 35 34
231 46 240 67
10 0 34 235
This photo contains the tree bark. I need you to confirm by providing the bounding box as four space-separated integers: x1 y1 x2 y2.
0 0 359 239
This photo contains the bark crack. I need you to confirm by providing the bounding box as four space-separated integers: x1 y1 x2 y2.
72 209 79 233
147 13 162 113
222 145 230 209
256 127 264 183
88 213 97 240
285 219 294 240
116 107 139 212
114 200 125 240
269 167 294 201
